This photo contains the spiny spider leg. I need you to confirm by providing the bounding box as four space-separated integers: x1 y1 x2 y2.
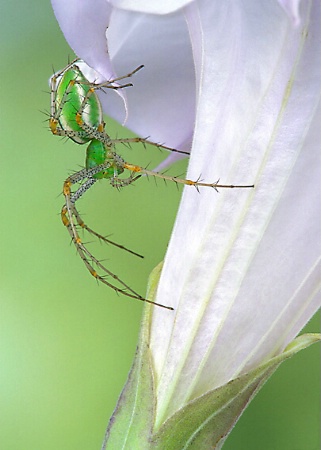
124 164 255 189
110 137 190 156
50 59 143 106
61 168 174 310
66 168 143 256
70 194 144 258
92 64 144 90
76 116 191 157
81 157 255 191
61 196 142 300
50 58 79 114
67 65 145 115
50 59 84 135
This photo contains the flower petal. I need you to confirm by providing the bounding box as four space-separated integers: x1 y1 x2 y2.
51 0 114 80
102 8 195 149
150 0 321 425
109 0 193 15
278 0 303 26
51 0 197 159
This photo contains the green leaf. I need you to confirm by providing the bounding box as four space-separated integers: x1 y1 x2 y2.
101 264 163 450
150 333 321 450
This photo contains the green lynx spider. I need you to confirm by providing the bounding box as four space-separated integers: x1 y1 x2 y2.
49 59 254 310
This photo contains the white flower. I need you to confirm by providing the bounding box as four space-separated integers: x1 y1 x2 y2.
52 0 321 443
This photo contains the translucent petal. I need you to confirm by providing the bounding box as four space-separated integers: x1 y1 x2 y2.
102 8 195 149
278 0 303 26
150 0 321 425
51 0 195 155
51 0 114 80
109 0 193 15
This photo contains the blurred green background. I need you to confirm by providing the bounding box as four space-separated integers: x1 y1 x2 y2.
0 2 319 449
